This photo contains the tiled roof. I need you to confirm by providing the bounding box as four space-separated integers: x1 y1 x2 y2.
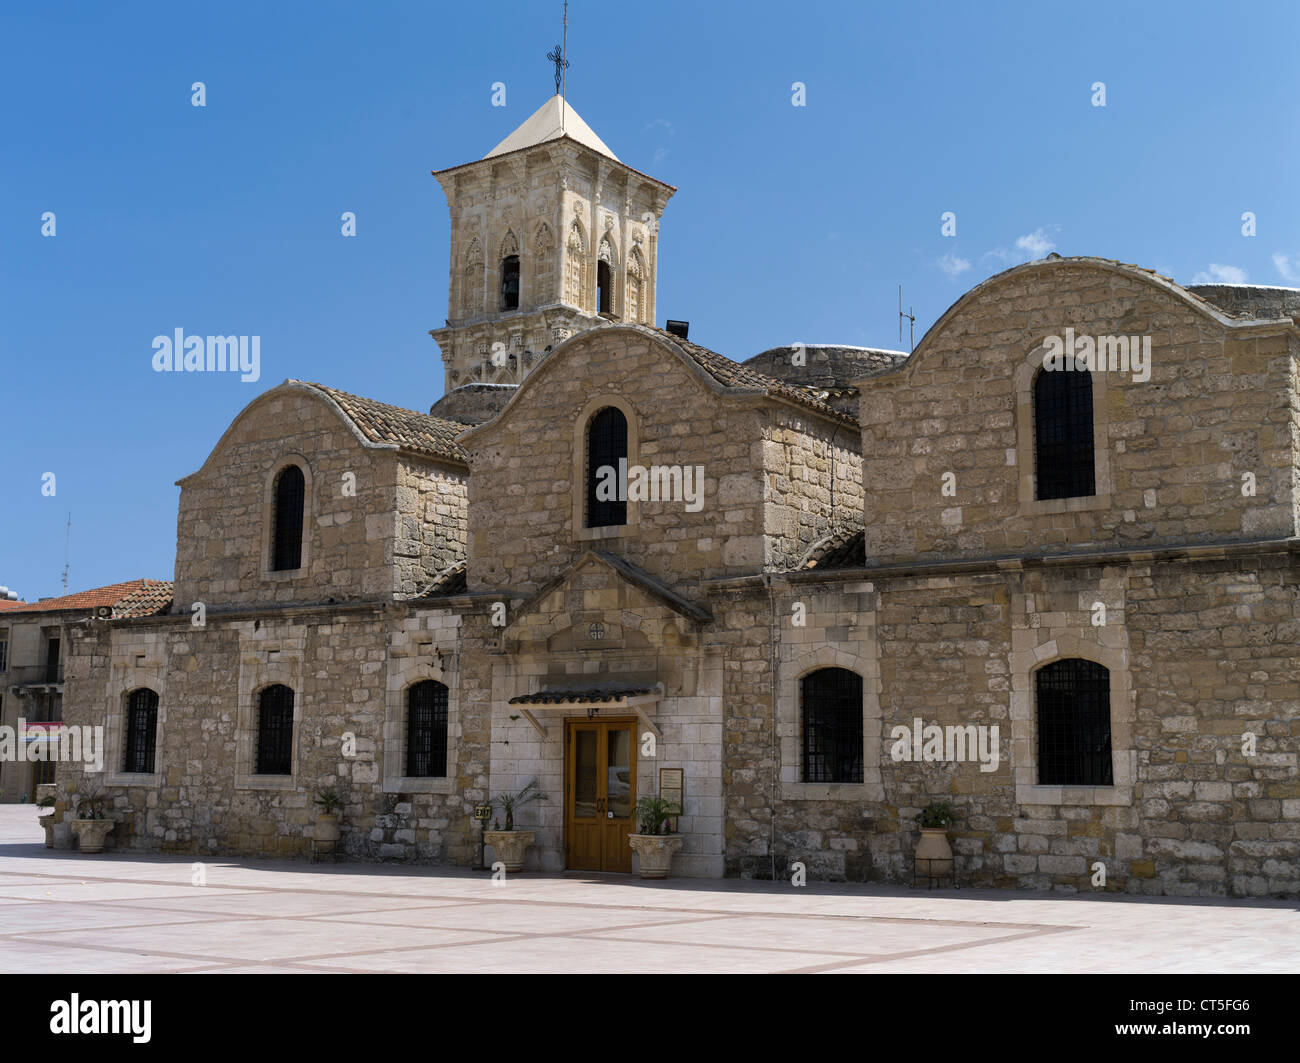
509 686 655 705
417 561 468 598
291 382 471 465
799 529 866 571
653 330 859 427
111 581 175 618
0 579 173 617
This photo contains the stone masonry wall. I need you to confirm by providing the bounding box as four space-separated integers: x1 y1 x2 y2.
860 263 1298 562
718 551 1300 898
173 387 468 610
58 604 486 864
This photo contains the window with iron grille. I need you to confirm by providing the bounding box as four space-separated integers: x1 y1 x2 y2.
1036 658 1112 785
586 406 627 528
256 684 295 775
500 255 520 311
801 668 864 783
123 688 159 774
1034 368 1095 500
0 638 7 672
271 465 305 571
406 680 449 777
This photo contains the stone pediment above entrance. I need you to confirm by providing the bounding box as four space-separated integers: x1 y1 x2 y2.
503 550 711 655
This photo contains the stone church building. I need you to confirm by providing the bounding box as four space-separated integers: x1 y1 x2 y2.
54 92 1300 898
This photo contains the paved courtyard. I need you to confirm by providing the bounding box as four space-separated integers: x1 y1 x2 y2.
0 808 1295 973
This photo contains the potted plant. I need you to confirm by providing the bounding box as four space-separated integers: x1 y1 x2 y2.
70 782 114 854
915 801 955 878
36 794 57 849
313 788 344 855
483 778 545 872
627 795 684 879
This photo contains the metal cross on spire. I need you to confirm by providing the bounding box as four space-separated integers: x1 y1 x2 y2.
547 1 569 98
547 43 568 95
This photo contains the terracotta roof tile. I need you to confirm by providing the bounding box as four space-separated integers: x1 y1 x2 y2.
799 529 866 571
0 579 173 617
291 382 471 465
652 330 859 427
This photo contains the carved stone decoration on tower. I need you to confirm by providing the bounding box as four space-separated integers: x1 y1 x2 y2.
429 93 676 395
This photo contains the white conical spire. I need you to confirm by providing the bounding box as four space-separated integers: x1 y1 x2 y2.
484 95 619 162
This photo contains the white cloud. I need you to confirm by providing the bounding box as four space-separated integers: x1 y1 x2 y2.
1272 252 1299 284
1015 227 1056 259
982 226 1059 267
643 118 674 134
936 250 971 278
652 146 670 164
1190 264 1248 284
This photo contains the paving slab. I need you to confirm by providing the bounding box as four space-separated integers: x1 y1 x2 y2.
1 807 1296 973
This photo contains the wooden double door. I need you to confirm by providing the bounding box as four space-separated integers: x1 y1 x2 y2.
565 719 636 872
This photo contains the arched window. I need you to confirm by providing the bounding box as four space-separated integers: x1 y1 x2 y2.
801 668 863 783
407 680 449 778
1036 659 1111 785
586 406 628 529
1034 368 1095 500
123 688 159 774
500 255 520 310
256 684 294 775
271 465 305 571
596 260 612 315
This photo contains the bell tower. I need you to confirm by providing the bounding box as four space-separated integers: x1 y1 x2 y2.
430 92 675 395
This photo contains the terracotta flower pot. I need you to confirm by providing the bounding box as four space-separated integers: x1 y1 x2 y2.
71 819 113 854
484 829 534 872
313 812 341 856
915 828 953 876
627 834 683 879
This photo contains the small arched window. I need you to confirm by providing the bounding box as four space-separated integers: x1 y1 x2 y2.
596 260 612 315
500 255 520 310
1036 659 1111 785
256 684 294 775
801 668 863 783
586 406 628 529
123 688 159 774
1034 368 1095 500
271 465 305 571
407 680 449 778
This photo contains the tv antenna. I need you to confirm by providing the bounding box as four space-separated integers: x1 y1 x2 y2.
899 284 915 352
61 512 71 591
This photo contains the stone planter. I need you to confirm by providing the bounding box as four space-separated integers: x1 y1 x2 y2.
628 833 684 879
915 828 953 876
313 813 341 856
40 813 56 849
483 830 534 872
71 819 113 854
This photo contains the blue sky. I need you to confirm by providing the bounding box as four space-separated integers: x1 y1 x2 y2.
2 0 1297 601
